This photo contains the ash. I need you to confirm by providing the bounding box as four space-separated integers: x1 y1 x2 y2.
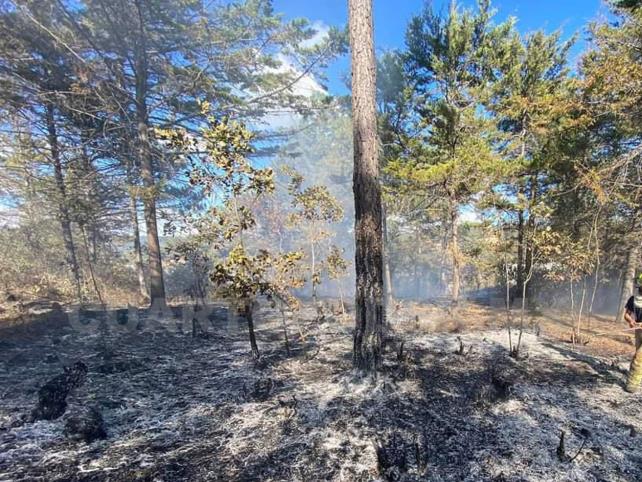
1 305 641 481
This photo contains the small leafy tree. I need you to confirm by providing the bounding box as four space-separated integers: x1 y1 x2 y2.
326 245 349 317
284 166 344 304
162 116 304 359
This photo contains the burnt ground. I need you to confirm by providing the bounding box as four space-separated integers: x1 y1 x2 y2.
1 304 642 481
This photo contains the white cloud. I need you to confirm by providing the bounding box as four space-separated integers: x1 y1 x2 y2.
242 21 332 132
271 53 327 98
301 21 330 49
256 53 328 131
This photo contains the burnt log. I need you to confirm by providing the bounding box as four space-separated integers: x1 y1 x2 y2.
64 406 107 443
31 361 88 421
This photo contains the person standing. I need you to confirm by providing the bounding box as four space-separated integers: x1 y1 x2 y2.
624 274 642 393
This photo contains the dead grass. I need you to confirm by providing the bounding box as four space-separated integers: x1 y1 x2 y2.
385 299 634 359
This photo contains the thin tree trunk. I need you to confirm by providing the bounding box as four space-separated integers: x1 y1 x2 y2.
516 131 527 296
126 153 148 302
134 1 166 307
311 240 317 303
449 195 461 304
617 244 639 323
575 279 587 343
279 302 290 355
349 0 384 372
524 175 538 299
437 230 448 295
414 229 420 300
130 191 148 301
81 224 105 309
90 228 98 264
587 213 602 329
383 202 393 309
516 208 525 295
80 142 99 264
245 300 260 359
515 266 528 356
45 104 82 303
505 246 513 353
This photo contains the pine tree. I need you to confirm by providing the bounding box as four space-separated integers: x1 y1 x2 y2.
349 0 385 372
391 0 512 304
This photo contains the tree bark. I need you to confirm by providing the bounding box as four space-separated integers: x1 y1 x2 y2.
617 243 639 323
134 0 166 307
349 0 384 372
45 104 83 302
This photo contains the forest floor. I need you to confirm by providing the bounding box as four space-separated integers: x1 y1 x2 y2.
393 299 635 358
1 301 642 481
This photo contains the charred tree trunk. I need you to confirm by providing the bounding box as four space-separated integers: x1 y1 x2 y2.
45 104 83 302
134 0 166 307
617 243 639 323
245 300 260 359
349 0 384 372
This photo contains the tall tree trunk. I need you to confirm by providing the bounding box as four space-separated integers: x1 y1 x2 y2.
449 194 461 304
617 243 639 323
45 104 83 302
134 1 166 307
349 0 384 372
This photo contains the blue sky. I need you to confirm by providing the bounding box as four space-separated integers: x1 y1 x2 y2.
274 0 608 94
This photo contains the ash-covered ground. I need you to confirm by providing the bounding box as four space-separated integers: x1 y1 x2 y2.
1 304 642 481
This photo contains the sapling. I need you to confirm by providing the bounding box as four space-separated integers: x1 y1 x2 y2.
160 115 304 358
